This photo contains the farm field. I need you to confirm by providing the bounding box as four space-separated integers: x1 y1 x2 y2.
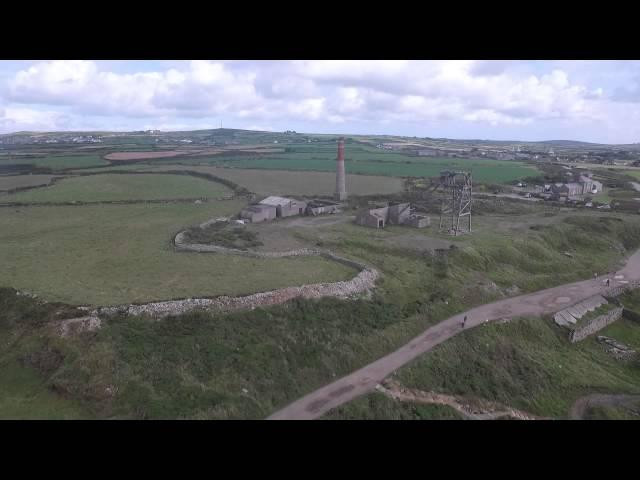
151 153 538 183
119 165 406 196
0 202 358 306
2 173 232 203
62 141 539 184
105 151 188 161
0 174 58 192
0 155 109 170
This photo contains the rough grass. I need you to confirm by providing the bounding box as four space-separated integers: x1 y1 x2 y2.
322 392 463 420
184 223 263 250
391 316 640 419
0 174 58 192
2 173 231 203
583 402 640 420
2 202 640 418
0 360 91 419
0 202 358 306
0 288 90 419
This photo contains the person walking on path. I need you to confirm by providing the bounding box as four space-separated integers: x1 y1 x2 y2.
462 315 467 328
606 278 610 287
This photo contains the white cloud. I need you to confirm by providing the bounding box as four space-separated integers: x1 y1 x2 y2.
2 60 640 142
244 125 275 131
0 106 70 131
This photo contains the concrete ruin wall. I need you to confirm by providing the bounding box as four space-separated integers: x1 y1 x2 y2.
358 214 383 228
388 203 410 225
569 307 624 343
240 205 276 223
407 215 430 228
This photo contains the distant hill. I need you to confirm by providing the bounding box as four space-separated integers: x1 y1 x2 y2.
0 128 636 150
535 140 602 147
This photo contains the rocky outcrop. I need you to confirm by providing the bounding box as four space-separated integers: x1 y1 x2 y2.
58 315 102 337
597 336 637 360
376 379 548 420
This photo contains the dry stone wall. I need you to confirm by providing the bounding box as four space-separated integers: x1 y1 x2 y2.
569 307 623 343
603 280 640 299
92 231 380 319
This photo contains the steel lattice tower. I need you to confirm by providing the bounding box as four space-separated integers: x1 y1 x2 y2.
438 170 472 236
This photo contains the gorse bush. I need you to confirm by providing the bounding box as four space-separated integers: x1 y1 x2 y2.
183 223 263 250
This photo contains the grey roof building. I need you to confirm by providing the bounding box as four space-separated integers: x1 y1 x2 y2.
259 196 307 218
240 204 277 223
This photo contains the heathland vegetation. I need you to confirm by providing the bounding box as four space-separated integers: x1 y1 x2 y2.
2 203 640 418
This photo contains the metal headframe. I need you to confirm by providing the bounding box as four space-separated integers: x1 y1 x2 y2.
437 170 472 236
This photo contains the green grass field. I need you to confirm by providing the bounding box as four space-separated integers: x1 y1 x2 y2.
111 165 406 196
0 155 109 170
2 173 232 203
67 141 538 184
0 202 358 306
0 174 58 192
160 154 537 183
58 142 539 185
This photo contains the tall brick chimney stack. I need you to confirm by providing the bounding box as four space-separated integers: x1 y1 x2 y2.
335 137 347 201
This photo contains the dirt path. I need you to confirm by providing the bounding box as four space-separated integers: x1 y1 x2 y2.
267 250 640 420
568 394 640 419
377 379 547 420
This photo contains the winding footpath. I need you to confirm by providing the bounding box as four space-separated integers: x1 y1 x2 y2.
568 393 640 419
268 249 640 420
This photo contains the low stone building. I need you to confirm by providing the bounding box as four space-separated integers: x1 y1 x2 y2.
240 204 277 223
306 199 341 216
388 202 415 225
551 182 583 197
417 148 439 156
259 196 307 218
355 206 389 228
355 202 429 229
405 215 430 228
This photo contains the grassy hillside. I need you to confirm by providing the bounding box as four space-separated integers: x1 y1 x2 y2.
2 207 640 419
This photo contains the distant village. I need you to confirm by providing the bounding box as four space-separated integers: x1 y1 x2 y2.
376 142 640 167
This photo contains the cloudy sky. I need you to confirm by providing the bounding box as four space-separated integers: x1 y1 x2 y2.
1 60 640 144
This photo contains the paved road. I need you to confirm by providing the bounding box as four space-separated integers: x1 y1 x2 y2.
267 250 640 420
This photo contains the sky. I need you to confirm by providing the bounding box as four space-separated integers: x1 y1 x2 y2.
1 60 640 144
